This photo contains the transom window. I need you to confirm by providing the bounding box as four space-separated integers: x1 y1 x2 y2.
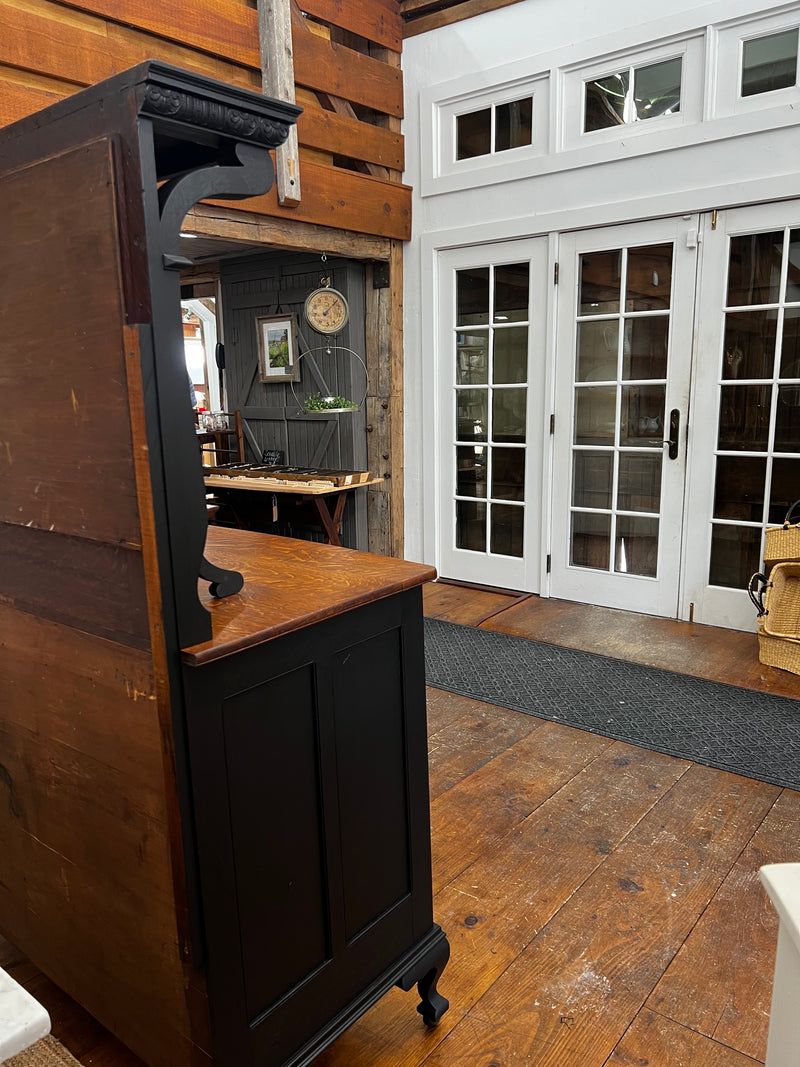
741 28 799 98
456 97 533 160
584 58 682 132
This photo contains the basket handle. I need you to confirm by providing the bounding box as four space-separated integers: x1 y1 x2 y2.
782 499 800 527
748 572 770 616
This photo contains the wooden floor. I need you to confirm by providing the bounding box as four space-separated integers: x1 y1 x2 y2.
3 584 799 1066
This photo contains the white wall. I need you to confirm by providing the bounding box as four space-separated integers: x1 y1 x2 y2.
401 0 800 562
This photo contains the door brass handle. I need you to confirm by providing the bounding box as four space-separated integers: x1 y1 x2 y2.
662 409 680 460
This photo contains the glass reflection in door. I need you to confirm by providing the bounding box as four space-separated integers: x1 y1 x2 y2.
709 227 800 589
570 243 673 577
454 263 529 557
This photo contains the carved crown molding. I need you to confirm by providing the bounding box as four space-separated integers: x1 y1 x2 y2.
142 84 292 148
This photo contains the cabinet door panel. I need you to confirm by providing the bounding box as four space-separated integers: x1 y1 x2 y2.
223 663 330 1020
333 627 412 942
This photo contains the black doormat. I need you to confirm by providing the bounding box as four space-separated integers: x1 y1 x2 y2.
424 617 800 791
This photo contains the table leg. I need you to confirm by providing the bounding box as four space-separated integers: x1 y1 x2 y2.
309 492 348 546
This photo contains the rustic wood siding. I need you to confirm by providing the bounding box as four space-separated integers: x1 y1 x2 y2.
0 0 409 239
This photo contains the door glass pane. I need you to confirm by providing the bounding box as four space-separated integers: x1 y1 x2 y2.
492 388 526 442
491 503 524 556
575 386 616 444
727 231 783 305
723 310 777 379
713 455 766 521
775 384 800 450
494 327 528 383
626 244 673 311
618 453 662 512
456 331 489 384
633 59 682 121
709 525 762 588
742 29 798 98
495 99 533 152
585 72 628 132
492 448 525 501
623 317 669 379
620 384 665 446
577 321 618 382
780 306 800 377
456 446 487 498
771 458 800 522
456 109 491 160
457 267 489 325
495 263 530 322
456 389 488 441
456 500 486 551
615 515 658 577
786 230 800 301
571 512 611 569
572 451 613 509
580 251 621 313
717 384 772 449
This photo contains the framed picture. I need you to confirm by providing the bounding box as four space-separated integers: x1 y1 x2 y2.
256 314 299 383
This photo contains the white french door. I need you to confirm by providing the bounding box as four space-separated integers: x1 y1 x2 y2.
683 201 800 629
433 205 800 628
436 239 549 590
550 217 699 617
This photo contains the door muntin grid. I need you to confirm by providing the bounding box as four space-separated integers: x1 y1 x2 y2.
710 226 800 589
453 262 530 558
569 243 674 578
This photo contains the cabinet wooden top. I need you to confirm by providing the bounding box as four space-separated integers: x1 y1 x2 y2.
182 527 436 666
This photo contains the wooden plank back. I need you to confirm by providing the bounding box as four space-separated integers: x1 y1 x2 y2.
0 604 198 1067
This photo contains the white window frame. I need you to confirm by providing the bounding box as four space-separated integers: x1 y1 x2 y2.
560 34 705 152
713 9 800 119
421 66 550 196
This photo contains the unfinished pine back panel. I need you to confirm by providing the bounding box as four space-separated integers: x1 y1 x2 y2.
0 137 198 1065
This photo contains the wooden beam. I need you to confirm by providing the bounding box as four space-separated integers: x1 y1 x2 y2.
186 204 392 261
257 0 301 208
401 0 527 37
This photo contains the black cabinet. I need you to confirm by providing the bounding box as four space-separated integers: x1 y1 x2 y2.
182 537 449 1067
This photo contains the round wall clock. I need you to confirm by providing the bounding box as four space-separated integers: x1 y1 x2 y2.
304 286 350 335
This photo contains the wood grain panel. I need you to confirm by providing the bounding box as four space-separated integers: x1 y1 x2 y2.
301 0 402 52
0 74 65 126
53 0 259 66
647 788 800 1060
430 720 613 893
207 160 410 240
297 103 404 170
608 1008 765 1066
0 607 193 1067
292 7 403 117
0 138 142 546
0 0 259 92
425 764 779 1067
426 694 541 799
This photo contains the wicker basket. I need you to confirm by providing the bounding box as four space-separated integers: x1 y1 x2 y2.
762 562 800 639
757 618 800 675
764 500 800 569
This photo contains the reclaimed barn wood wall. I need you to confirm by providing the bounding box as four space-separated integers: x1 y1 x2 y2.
0 0 409 239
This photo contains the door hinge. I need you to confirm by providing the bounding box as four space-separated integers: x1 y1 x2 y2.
550 413 555 434
711 209 718 230
546 554 551 574
553 262 559 284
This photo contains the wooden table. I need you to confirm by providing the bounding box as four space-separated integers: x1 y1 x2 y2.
204 473 382 547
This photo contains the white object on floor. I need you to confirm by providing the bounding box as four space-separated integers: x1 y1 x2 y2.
760 863 800 1067
0 966 51 1062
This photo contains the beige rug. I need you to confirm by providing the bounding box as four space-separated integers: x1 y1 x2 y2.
2 1036 81 1067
